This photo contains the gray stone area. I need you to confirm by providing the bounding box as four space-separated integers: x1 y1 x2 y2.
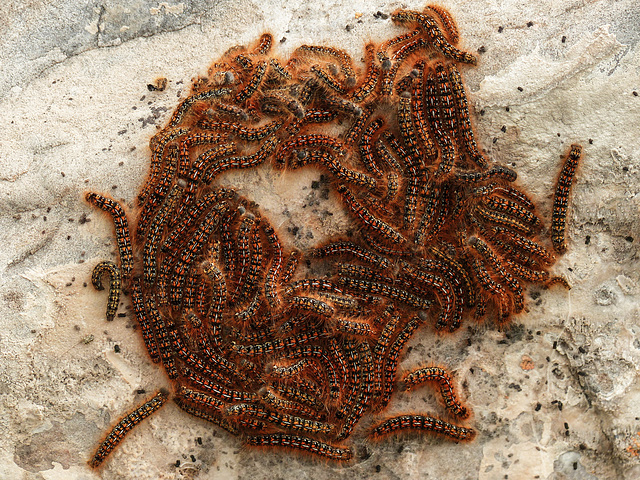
1 0 639 478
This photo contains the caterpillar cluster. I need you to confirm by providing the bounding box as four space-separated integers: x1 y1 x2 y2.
86 4 579 467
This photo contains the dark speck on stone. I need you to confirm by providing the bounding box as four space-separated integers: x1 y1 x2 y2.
527 21 533 27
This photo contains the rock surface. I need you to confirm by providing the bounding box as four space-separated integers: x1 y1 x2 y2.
1 0 639 479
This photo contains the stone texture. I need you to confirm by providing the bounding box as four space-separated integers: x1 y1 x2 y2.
1 0 639 479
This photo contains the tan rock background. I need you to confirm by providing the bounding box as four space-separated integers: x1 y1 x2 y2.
1 0 639 479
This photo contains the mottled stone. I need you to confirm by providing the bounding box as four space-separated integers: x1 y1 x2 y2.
1 0 639 479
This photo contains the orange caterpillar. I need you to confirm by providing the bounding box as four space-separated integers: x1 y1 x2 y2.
85 3 582 468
